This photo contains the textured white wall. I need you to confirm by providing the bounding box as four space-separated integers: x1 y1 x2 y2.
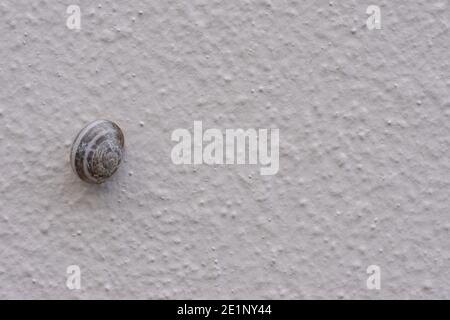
0 0 449 299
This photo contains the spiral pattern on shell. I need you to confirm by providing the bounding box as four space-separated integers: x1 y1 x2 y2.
70 120 125 184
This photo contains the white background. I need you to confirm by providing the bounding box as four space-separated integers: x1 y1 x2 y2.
0 0 449 299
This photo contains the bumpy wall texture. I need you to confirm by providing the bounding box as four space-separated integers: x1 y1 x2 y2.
0 0 449 299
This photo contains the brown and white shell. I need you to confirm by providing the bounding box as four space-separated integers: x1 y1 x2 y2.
70 120 124 184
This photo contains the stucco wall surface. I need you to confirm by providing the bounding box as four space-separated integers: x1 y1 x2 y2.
0 0 449 299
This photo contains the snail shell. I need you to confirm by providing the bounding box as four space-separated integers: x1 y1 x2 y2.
70 120 124 184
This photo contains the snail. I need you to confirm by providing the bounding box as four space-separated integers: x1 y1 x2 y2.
70 120 125 184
